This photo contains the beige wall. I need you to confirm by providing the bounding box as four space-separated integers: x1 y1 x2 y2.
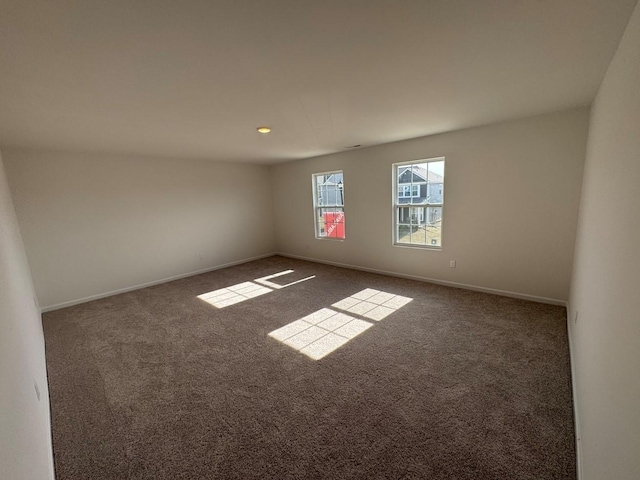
568 2 640 478
272 108 589 303
3 149 276 309
0 150 54 480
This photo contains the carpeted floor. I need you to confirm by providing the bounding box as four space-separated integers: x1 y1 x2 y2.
43 256 576 479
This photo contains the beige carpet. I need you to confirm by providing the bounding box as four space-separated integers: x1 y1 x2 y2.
43 255 576 479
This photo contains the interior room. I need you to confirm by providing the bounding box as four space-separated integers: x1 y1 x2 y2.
1 1 638 479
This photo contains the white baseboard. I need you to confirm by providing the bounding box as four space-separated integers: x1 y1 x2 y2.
566 307 583 480
46 394 56 480
40 252 277 313
276 252 568 307
42 251 568 311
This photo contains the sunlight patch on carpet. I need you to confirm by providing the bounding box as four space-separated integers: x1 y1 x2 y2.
197 281 272 308
254 270 316 289
198 270 315 308
332 289 412 321
269 289 412 360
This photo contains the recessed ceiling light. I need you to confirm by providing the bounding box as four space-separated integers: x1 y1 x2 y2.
257 126 271 134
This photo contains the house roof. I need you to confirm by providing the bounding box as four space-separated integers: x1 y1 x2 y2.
398 166 443 183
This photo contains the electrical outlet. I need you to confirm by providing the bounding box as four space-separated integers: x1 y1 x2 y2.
449 260 456 268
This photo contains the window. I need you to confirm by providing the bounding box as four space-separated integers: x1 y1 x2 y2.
394 158 444 248
398 184 420 198
313 171 345 239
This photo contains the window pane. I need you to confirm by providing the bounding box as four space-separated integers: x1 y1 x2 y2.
398 207 410 225
315 173 343 207
317 207 345 239
316 176 325 205
396 206 424 245
410 207 426 226
427 161 444 204
334 172 344 207
397 224 411 243
397 207 422 245
425 206 442 246
428 161 445 178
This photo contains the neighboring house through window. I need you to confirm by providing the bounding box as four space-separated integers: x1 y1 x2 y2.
393 158 444 247
313 171 345 239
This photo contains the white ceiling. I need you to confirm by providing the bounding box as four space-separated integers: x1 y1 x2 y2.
0 0 637 164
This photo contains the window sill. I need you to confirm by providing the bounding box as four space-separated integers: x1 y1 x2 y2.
393 242 442 251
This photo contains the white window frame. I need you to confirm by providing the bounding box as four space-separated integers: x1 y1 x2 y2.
393 157 445 249
312 170 345 240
